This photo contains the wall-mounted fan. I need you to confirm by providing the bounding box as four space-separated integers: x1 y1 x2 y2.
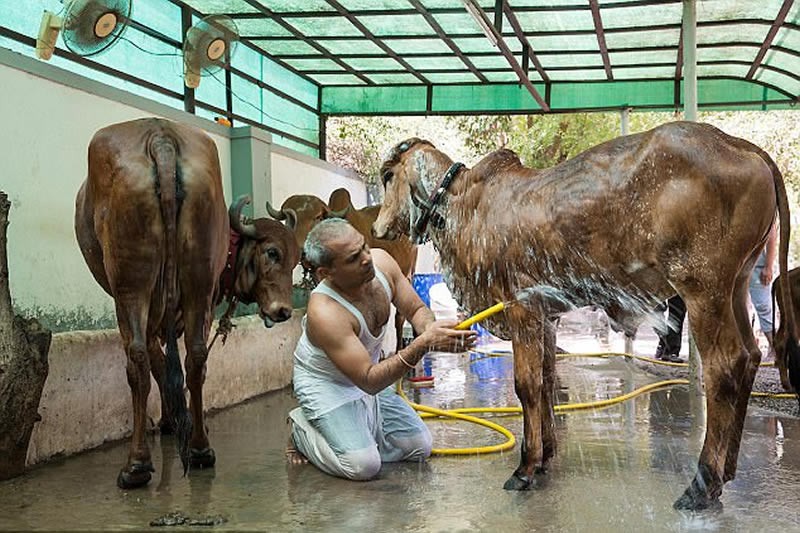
183 15 239 89
36 0 132 61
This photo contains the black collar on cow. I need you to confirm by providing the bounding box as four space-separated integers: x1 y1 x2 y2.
412 161 465 244
219 229 243 301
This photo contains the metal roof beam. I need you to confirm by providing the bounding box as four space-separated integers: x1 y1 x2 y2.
238 0 374 85
224 1 682 19
462 0 550 111
241 19 792 42
682 0 697 121
274 42 796 60
493 0 503 33
324 0 431 85
407 0 488 83
521 44 529 76
501 0 550 83
589 0 613 80
302 60 800 79
747 0 794 79
675 24 684 79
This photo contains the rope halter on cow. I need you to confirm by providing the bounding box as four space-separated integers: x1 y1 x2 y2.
410 161 465 244
208 228 242 352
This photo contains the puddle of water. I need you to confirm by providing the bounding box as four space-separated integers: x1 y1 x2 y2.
2 331 800 531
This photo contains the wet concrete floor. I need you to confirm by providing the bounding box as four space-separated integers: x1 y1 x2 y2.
2 330 800 532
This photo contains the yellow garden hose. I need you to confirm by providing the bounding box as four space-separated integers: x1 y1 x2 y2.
553 351 776 368
750 391 797 399
405 350 796 456
410 302 794 455
471 346 777 368
398 386 516 455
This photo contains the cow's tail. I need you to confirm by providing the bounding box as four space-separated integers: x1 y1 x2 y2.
149 132 192 473
759 148 800 396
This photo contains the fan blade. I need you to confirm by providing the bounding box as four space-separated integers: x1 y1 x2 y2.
61 0 131 57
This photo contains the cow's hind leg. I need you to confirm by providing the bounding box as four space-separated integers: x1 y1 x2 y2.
723 268 762 483
116 300 155 488
674 296 744 511
504 311 550 490
147 337 175 435
183 304 215 469
541 321 558 466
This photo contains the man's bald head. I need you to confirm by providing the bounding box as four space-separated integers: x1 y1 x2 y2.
303 218 358 268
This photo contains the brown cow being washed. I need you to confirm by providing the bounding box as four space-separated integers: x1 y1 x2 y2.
328 188 418 350
373 122 797 511
75 118 299 489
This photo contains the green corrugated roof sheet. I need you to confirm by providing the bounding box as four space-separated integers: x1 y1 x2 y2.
2 0 798 124
178 0 796 113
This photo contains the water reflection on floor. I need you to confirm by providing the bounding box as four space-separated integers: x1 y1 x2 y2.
2 333 800 531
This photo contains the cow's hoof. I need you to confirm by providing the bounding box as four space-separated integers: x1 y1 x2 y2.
189 447 216 469
673 485 722 511
503 473 533 491
117 462 155 489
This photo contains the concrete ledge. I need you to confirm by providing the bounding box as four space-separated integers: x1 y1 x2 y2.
26 314 302 466
272 143 361 181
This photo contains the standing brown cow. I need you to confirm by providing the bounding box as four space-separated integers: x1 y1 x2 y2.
373 122 797 511
75 118 299 488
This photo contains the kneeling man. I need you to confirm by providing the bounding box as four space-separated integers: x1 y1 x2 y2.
288 218 476 480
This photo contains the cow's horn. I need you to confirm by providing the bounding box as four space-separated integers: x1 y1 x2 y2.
284 208 297 231
265 201 286 220
328 206 350 219
229 195 258 238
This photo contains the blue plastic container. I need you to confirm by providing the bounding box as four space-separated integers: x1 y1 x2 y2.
412 273 443 307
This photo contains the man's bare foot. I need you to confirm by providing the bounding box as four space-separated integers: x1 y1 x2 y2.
286 438 308 465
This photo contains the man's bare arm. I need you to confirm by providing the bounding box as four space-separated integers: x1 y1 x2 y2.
307 297 468 395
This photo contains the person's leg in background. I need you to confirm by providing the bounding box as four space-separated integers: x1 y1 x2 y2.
655 295 686 362
749 265 774 357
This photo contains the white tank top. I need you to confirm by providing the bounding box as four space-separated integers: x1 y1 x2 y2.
292 269 392 418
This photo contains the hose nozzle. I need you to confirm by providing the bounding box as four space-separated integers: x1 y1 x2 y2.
454 288 536 330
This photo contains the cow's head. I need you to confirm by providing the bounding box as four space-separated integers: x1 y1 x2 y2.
229 197 301 327
373 138 447 243
267 195 346 250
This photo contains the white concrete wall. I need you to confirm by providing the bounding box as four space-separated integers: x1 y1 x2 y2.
0 48 380 466
271 144 366 207
0 53 232 327
27 314 301 465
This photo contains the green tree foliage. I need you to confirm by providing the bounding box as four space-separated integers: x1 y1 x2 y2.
326 116 394 185
448 112 675 169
